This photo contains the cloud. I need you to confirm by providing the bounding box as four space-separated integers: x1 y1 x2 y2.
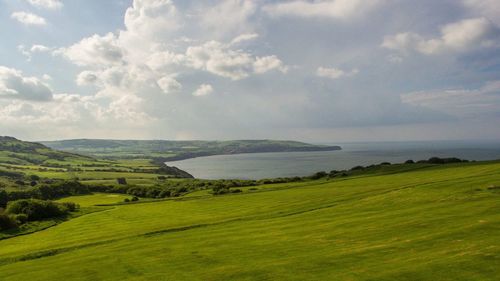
26 0 63 10
18 44 52 61
11 11 47 26
185 40 286 80
401 80 500 117
30 44 51 53
263 0 385 20
463 0 500 26
200 0 257 38
316 67 359 79
382 18 499 55
59 33 124 67
157 76 182 94
0 66 53 101
230 33 259 45
123 0 181 42
76 71 98 86
192 84 213 96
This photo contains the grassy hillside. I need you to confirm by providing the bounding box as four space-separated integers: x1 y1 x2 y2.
0 161 498 280
0 137 193 191
0 136 96 166
41 139 341 161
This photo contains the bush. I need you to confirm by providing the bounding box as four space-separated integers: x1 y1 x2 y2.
117 177 127 185
309 171 328 180
405 159 415 164
0 190 7 208
61 202 79 212
124 198 130 203
131 196 139 202
14 213 28 224
5 199 76 221
0 213 17 230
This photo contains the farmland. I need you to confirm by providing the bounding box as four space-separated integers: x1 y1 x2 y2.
0 160 499 280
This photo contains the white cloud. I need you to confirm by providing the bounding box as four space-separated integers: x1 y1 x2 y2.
11 11 47 26
316 67 359 79
200 0 257 38
76 71 98 86
254 55 288 74
0 66 53 101
123 0 181 41
31 44 51 53
185 40 286 80
382 18 498 55
192 84 213 96
18 44 52 61
59 33 124 67
263 0 385 20
26 0 63 10
157 76 182 94
230 33 259 45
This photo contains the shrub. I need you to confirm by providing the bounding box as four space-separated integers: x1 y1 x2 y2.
380 162 391 165
5 199 75 221
405 159 415 164
124 198 130 203
117 178 127 185
131 196 139 202
0 190 7 208
309 171 328 180
61 202 79 212
350 166 364 171
14 213 28 224
0 214 17 230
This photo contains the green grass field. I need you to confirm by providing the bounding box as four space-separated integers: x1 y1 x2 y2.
0 161 499 280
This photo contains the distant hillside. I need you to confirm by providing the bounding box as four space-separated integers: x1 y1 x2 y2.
0 136 94 166
41 139 342 161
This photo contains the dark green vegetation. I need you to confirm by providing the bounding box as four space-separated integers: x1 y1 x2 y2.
41 139 341 161
0 158 498 280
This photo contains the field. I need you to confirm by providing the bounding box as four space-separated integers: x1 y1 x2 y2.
0 161 499 280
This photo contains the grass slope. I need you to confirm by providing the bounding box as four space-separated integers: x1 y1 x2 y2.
0 137 192 190
0 161 499 280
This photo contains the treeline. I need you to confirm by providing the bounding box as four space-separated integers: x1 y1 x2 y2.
303 157 472 181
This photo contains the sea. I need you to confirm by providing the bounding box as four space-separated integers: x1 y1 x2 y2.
166 140 500 180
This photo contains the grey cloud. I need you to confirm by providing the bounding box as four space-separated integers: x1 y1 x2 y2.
0 66 53 101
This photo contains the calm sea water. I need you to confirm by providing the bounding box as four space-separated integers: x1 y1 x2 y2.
166 140 500 180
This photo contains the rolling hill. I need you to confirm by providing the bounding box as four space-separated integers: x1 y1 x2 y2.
0 161 499 280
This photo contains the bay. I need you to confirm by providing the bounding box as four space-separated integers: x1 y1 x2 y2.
166 140 500 179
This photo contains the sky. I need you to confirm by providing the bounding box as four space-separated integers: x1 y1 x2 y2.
0 0 499 142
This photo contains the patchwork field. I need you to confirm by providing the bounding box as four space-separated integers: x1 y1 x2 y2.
0 161 499 280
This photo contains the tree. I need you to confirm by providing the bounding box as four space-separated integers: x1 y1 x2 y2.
0 190 8 208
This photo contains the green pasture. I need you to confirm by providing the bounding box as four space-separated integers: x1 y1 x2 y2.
56 193 133 207
0 161 499 280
